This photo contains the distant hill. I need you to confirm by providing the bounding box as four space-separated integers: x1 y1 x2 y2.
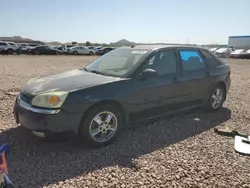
46 41 62 45
0 36 44 44
111 39 136 46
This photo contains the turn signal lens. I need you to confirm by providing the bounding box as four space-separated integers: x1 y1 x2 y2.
48 96 61 105
31 91 68 109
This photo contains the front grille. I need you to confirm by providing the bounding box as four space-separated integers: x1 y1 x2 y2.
20 92 32 105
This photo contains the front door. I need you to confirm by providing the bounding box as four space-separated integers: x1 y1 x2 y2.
125 49 187 122
82 47 89 55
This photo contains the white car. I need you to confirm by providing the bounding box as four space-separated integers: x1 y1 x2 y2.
209 47 219 53
62 45 74 54
229 49 245 58
21 43 39 53
69 46 95 55
214 48 233 58
0 41 19 54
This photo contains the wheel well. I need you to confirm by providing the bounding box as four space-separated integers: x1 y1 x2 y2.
217 81 227 99
80 100 128 130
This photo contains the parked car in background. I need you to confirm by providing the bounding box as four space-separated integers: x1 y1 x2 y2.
229 49 245 58
21 43 40 54
51 45 59 50
62 45 74 54
214 48 233 58
69 46 95 55
56 46 63 51
209 47 220 53
0 41 20 54
88 46 99 52
14 45 231 147
96 47 115 55
238 49 250 59
29 45 62 55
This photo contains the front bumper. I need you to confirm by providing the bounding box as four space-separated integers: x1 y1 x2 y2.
13 95 83 138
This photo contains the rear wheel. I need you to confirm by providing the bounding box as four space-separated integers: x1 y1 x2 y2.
35 51 40 55
79 104 123 147
206 85 225 112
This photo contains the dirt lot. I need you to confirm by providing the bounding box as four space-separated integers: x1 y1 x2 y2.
0 55 250 188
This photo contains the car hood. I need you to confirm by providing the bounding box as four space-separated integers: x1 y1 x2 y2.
21 69 123 96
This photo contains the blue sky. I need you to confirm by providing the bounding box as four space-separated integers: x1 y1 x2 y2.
2 0 250 44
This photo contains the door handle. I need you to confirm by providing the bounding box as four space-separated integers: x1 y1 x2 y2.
206 72 212 76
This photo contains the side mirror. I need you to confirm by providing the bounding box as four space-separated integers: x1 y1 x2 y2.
139 68 158 79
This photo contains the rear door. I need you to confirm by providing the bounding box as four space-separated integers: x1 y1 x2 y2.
76 47 82 54
83 47 89 54
199 49 228 97
176 48 210 105
126 49 187 121
44 46 52 54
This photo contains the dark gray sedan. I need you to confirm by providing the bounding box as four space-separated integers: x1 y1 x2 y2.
13 45 231 147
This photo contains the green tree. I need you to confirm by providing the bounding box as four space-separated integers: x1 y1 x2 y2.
86 41 91 46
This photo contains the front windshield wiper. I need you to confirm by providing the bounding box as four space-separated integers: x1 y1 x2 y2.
83 67 104 75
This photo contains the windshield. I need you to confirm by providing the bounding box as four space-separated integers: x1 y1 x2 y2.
85 48 148 77
9 43 17 47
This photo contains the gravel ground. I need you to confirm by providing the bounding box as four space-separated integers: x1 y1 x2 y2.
0 55 250 188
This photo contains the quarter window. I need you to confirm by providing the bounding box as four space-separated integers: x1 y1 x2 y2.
143 49 177 75
179 50 205 71
201 49 221 68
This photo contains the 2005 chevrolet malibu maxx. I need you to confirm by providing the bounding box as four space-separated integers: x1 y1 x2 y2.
13 45 231 147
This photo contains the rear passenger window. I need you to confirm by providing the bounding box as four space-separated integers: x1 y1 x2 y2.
179 50 205 71
201 49 221 68
0 42 7 46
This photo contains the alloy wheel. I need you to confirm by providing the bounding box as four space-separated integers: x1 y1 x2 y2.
211 88 223 109
89 111 118 143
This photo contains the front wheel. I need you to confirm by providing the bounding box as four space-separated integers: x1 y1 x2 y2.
89 51 94 55
206 85 225 112
79 104 123 148
73 51 78 55
7 49 14 54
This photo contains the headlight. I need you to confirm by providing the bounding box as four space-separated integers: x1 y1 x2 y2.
31 91 68 108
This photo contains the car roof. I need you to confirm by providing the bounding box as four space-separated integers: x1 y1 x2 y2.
119 44 208 51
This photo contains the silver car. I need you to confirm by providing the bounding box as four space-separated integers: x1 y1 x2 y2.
214 48 233 58
0 41 19 54
69 46 95 55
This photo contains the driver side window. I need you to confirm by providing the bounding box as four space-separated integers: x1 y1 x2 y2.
142 49 177 76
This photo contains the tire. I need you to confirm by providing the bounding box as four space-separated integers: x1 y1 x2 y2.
7 49 14 54
89 51 94 55
56 51 60 55
205 84 225 112
79 104 123 148
73 51 78 55
35 51 40 55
